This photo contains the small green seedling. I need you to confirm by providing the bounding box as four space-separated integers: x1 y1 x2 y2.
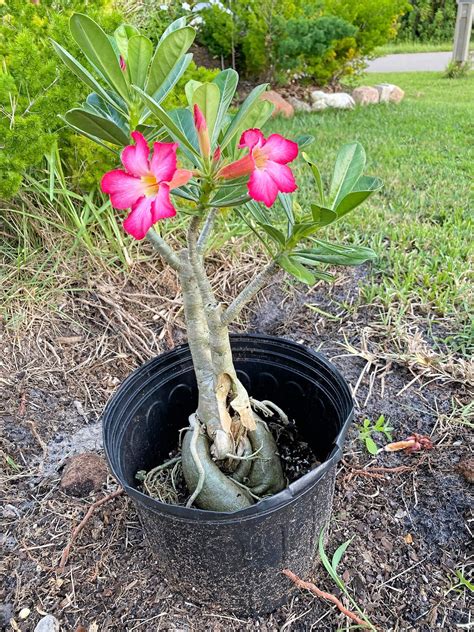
358 415 393 455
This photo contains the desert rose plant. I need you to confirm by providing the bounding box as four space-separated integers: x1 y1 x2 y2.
54 15 382 511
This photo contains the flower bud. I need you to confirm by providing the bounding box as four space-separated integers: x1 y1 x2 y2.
193 104 211 160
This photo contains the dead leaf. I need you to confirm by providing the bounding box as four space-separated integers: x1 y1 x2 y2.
404 533 413 544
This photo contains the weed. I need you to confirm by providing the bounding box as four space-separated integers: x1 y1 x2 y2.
357 415 393 455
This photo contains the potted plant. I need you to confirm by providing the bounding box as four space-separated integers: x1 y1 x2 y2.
54 14 382 614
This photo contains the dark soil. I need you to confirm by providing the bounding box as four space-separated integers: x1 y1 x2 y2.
1 264 472 631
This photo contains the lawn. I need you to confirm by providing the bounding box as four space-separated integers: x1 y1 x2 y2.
373 41 454 55
272 71 474 353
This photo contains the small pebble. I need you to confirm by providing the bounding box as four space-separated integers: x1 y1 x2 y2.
19 607 30 619
34 614 60 632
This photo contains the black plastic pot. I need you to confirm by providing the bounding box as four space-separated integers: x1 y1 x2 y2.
103 334 353 615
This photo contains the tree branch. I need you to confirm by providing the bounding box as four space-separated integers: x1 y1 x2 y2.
197 208 218 254
221 260 278 325
146 228 182 271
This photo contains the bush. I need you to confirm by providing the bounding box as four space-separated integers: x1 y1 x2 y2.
397 0 457 43
0 0 123 198
276 16 358 85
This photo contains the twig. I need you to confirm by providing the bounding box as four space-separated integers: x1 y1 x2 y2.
197 207 217 253
343 455 428 482
57 488 124 573
283 569 371 628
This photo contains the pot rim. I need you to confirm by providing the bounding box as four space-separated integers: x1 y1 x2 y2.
103 334 353 523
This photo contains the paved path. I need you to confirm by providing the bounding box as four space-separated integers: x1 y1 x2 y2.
366 51 452 73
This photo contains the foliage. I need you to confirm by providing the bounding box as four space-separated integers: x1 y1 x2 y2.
397 0 457 43
444 60 471 79
276 16 358 85
0 0 122 199
357 415 393 455
324 0 411 55
197 4 235 59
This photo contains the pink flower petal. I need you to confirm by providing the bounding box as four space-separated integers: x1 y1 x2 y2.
239 128 264 150
193 104 207 132
121 131 151 177
151 184 176 221
261 134 298 164
101 169 147 209
264 161 297 194
150 142 178 183
123 196 154 240
248 168 279 207
167 169 193 189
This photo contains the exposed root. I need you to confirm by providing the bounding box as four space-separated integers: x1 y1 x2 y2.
57 488 124 573
250 398 289 425
186 414 206 508
283 569 373 629
136 457 182 503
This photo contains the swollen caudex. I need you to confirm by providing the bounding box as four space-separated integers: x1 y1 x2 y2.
181 412 286 511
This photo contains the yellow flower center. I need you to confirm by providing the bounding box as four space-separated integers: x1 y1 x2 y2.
252 147 268 169
141 174 159 197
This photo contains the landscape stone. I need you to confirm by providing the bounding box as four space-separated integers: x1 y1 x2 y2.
260 90 294 118
34 615 60 632
286 96 312 112
310 90 355 109
60 452 108 497
376 83 405 103
352 86 379 105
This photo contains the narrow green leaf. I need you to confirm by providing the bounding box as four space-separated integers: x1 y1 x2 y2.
318 530 342 588
329 142 366 209
295 135 315 149
192 82 221 145
220 84 269 151
335 177 383 218
331 538 353 572
277 255 316 285
51 40 126 114
132 87 200 156
64 109 129 145
211 186 249 207
127 35 153 89
185 79 203 105
58 116 118 154
257 223 287 246
278 192 295 236
146 26 195 98
302 152 325 205
211 69 239 144
151 53 192 105
70 13 130 101
296 241 376 266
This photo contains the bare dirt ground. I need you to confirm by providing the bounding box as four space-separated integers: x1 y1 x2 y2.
1 253 473 631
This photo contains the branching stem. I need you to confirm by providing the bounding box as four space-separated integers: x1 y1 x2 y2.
146 228 182 271
222 260 278 325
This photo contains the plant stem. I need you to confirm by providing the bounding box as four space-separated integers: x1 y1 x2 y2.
146 228 182 271
197 208 218 253
221 260 278 325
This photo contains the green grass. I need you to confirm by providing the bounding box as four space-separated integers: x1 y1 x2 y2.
373 41 454 56
272 72 474 350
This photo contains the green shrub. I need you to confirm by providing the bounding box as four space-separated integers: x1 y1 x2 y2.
0 0 122 199
198 4 235 59
324 0 411 55
276 16 358 84
397 0 457 43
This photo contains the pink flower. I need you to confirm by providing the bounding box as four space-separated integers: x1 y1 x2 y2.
218 129 298 207
101 132 192 240
119 55 126 71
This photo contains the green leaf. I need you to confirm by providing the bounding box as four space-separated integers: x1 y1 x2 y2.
331 538 353 572
127 35 153 89
220 84 269 151
295 135 315 149
296 241 377 266
192 82 221 145
86 93 128 130
211 69 239 145
132 87 200 156
70 14 130 101
185 79 203 105
230 100 275 158
211 185 249 207
51 40 126 114
365 436 379 455
151 53 192 105
302 152 325 205
329 142 366 209
311 204 337 227
257 223 287 246
277 255 315 285
318 530 343 588
146 26 195 98
455 570 474 592
278 193 295 235
159 16 187 40
114 24 140 60
335 177 383 218
64 109 130 145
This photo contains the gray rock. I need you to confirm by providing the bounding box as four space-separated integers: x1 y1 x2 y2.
376 83 405 103
287 96 312 112
0 603 14 628
310 90 327 103
34 615 60 632
311 101 328 111
352 85 379 105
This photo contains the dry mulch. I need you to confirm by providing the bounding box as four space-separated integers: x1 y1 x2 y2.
1 256 472 631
